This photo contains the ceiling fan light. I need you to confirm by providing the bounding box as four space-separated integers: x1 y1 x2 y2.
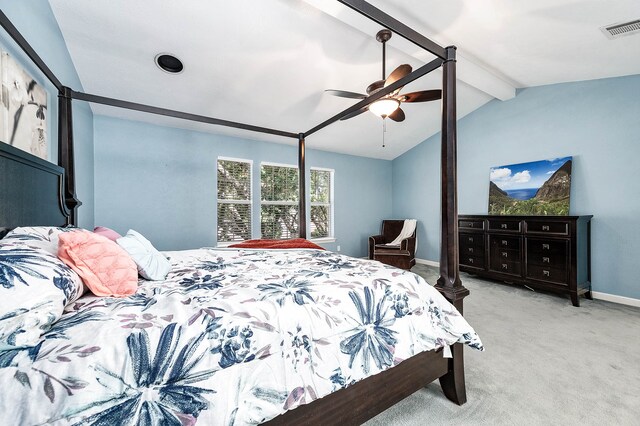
369 99 400 117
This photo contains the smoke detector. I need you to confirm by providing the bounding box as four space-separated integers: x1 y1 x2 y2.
600 19 640 39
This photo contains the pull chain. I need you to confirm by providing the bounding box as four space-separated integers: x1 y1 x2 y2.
382 118 387 148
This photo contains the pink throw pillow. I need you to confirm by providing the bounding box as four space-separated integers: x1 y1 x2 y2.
58 230 138 297
93 226 122 242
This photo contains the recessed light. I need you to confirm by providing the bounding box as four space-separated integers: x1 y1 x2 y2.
155 53 184 74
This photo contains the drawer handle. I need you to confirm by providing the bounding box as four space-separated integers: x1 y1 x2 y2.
468 258 474 264
502 252 508 258
501 224 508 229
468 247 474 253
542 244 550 250
543 257 550 263
543 270 550 277
502 240 508 246
468 237 473 243
501 263 508 270
542 225 550 231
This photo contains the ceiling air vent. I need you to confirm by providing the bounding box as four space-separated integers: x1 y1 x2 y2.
601 19 640 39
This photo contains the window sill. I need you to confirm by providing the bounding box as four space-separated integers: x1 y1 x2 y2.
216 241 237 248
217 237 336 247
310 237 336 244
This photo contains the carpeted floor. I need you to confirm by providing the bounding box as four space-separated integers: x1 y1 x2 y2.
365 264 640 426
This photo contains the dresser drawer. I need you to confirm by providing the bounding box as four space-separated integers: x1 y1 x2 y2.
489 235 521 251
525 220 569 236
526 265 568 285
459 219 485 231
461 245 484 256
491 248 518 261
461 233 483 246
489 258 522 276
461 254 485 269
526 238 568 260
488 218 521 233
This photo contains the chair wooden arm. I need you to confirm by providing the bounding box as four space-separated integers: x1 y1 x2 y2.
401 236 416 258
368 235 385 259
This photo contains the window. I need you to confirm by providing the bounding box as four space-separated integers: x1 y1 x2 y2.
260 163 299 239
310 168 333 239
217 158 252 242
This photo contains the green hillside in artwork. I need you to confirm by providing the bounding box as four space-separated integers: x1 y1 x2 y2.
489 159 572 215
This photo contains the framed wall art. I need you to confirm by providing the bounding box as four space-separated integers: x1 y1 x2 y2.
489 157 572 215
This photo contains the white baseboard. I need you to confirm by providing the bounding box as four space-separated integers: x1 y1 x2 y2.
415 258 639 308
415 258 439 267
591 292 640 308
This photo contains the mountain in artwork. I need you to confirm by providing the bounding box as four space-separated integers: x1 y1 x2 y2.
534 160 572 201
489 181 508 198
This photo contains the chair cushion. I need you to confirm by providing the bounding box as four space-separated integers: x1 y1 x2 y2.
375 244 402 250
374 248 412 257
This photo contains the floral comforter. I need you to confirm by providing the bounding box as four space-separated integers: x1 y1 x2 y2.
0 248 482 425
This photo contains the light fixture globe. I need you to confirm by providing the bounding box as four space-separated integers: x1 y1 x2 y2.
369 98 400 118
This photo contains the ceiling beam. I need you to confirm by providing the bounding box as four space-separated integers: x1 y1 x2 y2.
71 90 300 139
337 0 446 59
303 0 516 101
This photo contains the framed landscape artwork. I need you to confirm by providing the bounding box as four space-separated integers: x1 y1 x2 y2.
488 157 573 215
0 50 48 159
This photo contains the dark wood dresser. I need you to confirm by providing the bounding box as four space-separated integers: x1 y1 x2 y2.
458 215 592 306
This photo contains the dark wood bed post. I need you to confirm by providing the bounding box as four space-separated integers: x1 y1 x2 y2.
434 46 470 406
298 133 307 239
58 86 81 226
298 133 307 238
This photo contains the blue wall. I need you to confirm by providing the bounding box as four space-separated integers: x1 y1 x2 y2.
393 74 640 299
0 0 94 229
93 116 392 256
10 1 634 298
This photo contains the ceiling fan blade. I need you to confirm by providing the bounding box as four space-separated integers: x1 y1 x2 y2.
340 106 369 121
366 79 385 95
384 64 412 88
401 90 442 103
388 107 405 122
325 89 367 99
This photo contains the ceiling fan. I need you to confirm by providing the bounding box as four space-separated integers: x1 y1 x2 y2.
325 29 442 122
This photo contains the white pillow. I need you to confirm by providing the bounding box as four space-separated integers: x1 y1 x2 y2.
0 240 84 350
3 226 78 256
116 230 171 281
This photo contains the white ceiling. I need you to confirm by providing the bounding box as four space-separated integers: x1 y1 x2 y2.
49 0 640 160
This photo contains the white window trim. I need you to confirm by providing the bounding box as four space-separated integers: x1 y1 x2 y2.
261 200 298 206
311 237 337 243
310 167 335 240
260 161 297 169
255 159 337 240
259 162 301 239
259 162 299 205
218 156 254 164
218 199 251 204
217 157 253 243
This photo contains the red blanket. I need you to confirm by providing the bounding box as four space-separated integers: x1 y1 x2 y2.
228 238 325 250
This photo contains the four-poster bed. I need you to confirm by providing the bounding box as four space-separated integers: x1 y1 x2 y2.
0 1 474 424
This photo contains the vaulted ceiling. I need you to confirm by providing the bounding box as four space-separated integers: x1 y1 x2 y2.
49 0 640 160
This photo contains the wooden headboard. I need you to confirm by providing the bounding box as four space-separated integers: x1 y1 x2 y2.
0 142 70 236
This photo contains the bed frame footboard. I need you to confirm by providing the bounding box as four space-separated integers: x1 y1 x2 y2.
265 347 456 425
